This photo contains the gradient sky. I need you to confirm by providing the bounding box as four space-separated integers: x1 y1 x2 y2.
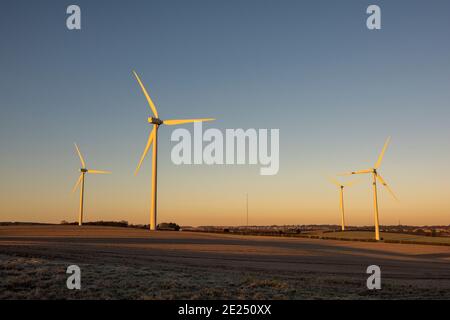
1 0 449 226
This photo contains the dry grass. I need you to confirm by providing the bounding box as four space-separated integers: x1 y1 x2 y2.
2 253 448 300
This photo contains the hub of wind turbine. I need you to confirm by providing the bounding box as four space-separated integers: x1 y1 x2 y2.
148 117 163 125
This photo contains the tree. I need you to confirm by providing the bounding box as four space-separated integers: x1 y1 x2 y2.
157 222 180 231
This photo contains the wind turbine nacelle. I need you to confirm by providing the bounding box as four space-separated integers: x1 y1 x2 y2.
148 117 163 125
80 168 88 173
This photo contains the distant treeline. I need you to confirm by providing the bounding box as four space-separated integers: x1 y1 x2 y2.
60 220 180 231
0 222 54 226
61 220 130 228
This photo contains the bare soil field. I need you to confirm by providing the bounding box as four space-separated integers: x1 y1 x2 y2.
1 226 450 299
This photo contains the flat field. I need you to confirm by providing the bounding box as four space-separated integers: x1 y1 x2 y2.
1 226 449 299
317 230 450 244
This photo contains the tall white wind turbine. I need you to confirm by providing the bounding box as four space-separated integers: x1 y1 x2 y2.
341 137 398 240
132 71 215 231
328 177 358 231
72 143 111 226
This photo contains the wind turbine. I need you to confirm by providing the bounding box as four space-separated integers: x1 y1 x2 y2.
132 71 215 231
328 177 358 231
72 143 111 226
341 137 398 240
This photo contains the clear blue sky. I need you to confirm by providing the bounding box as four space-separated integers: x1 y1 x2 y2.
1 0 449 226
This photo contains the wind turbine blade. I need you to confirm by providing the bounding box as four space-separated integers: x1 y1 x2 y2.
88 170 111 174
338 172 353 176
327 177 342 187
343 179 360 188
135 127 156 176
338 169 372 176
375 136 391 169
74 143 86 168
72 174 83 193
376 174 398 201
132 71 159 118
164 118 215 126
